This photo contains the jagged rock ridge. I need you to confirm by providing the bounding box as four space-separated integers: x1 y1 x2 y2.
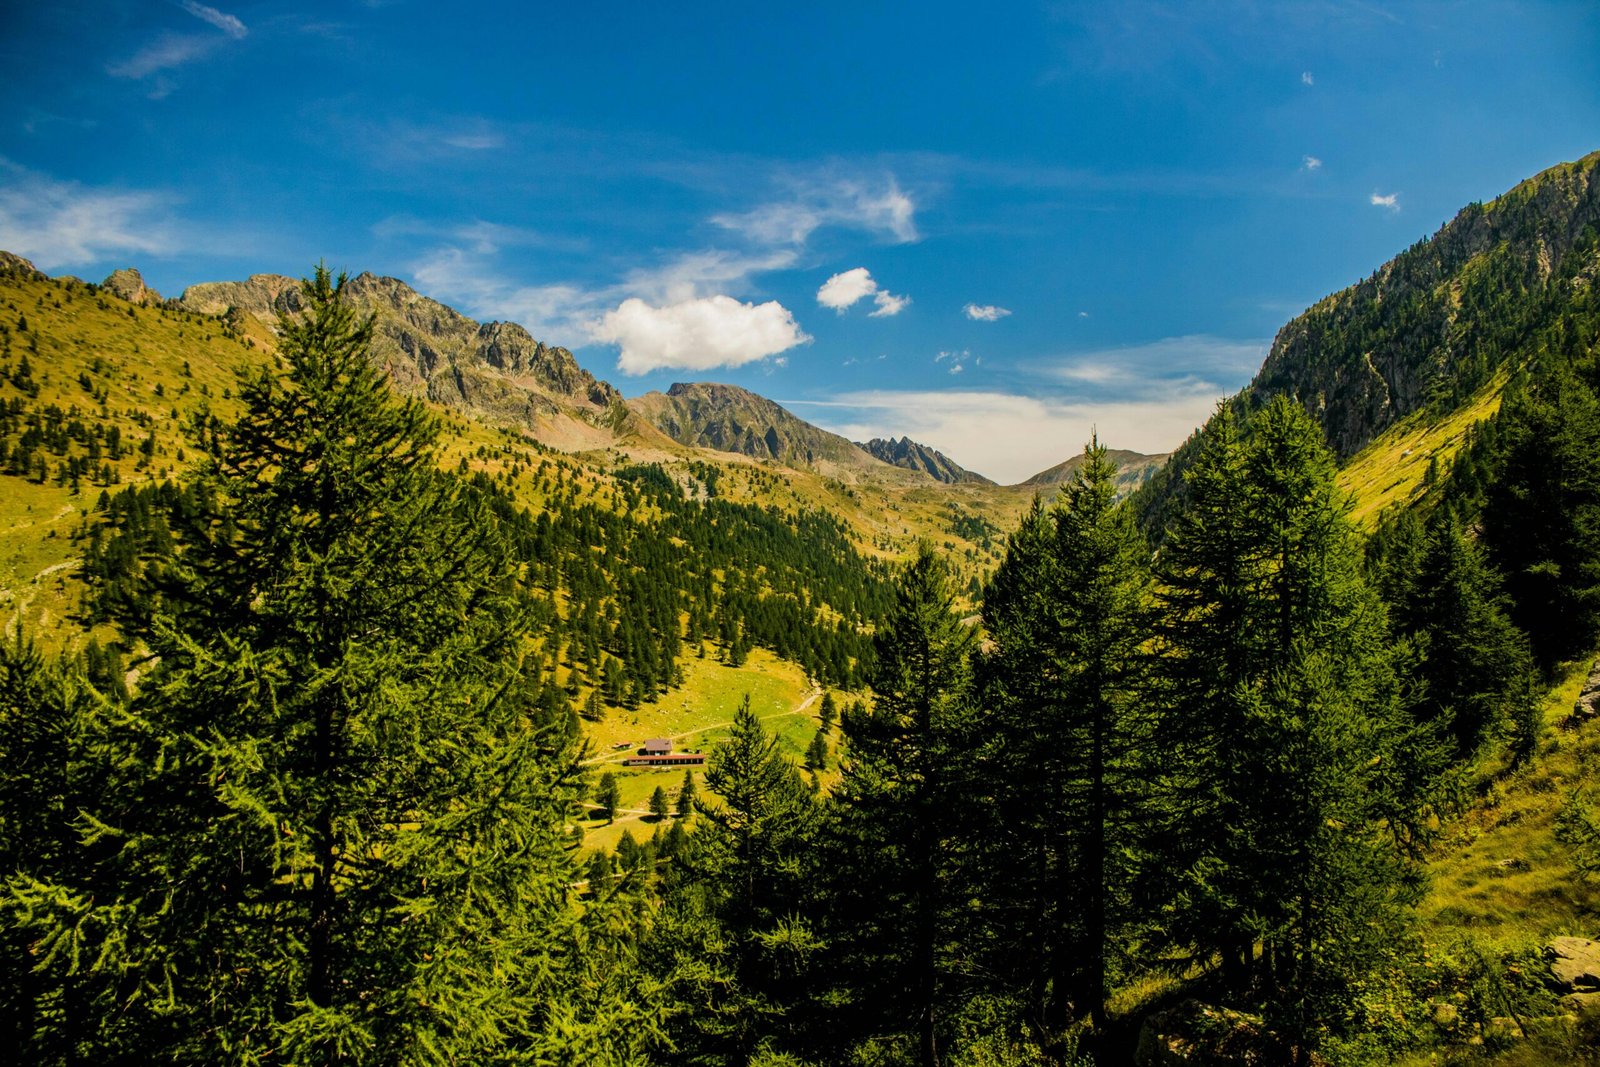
858 436 995 485
178 271 623 439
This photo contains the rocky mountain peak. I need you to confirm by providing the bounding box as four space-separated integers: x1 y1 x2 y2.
858 435 994 485
101 268 163 306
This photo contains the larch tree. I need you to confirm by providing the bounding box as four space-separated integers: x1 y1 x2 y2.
5 268 661 1065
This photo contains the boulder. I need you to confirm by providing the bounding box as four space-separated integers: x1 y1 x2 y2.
1565 662 1600 728
1549 936 1600 992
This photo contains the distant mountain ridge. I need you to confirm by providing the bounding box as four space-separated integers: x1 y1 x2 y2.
858 436 995 485
628 382 881 472
1024 449 1169 493
178 271 630 449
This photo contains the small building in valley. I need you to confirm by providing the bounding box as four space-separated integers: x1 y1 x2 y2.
625 740 705 767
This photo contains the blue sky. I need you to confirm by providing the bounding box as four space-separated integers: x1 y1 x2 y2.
1 1 1596 481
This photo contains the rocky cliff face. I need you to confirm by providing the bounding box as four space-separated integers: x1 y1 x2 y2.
179 270 621 434
859 436 994 485
630 382 879 470
100 268 163 306
1253 150 1600 457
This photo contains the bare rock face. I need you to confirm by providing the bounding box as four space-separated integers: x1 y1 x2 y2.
1565 664 1600 729
101 267 163 305
0 251 47 280
858 436 994 485
1549 937 1600 993
179 273 304 319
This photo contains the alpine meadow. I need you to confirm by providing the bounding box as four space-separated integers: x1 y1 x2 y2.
3 4 1600 1065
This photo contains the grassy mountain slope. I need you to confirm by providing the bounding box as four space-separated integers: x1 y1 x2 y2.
1134 149 1600 539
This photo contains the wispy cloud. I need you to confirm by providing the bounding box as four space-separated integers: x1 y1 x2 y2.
109 2 248 85
1370 191 1400 211
964 302 1011 322
180 1 248 39
1301 155 1322 171
0 159 176 268
714 175 917 246
817 266 910 316
1039 334 1267 390
1301 70 1314 86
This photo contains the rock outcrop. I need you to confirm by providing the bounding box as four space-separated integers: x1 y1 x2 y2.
858 436 994 485
1565 662 1600 729
101 267 163 305
0 252 47 280
1547 936 1600 1016
179 270 621 437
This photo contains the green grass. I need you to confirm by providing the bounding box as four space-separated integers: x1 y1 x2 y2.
1421 658 1600 947
575 647 837 853
1337 369 1508 529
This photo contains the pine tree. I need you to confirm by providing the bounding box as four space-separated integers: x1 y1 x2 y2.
598 771 623 824
649 785 670 821
646 696 821 1065
1156 397 1439 1056
674 768 696 818
979 439 1155 1034
824 546 977 1066
4 269 662 1064
804 727 829 772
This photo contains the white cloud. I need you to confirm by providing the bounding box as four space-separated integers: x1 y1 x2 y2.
963 302 1011 322
0 159 175 268
1370 192 1400 211
592 295 811 375
934 349 968 363
816 266 909 316
786 384 1223 484
818 267 878 311
180 1 248 38
1302 155 1322 171
870 290 911 317
1041 334 1267 388
714 176 917 246
441 132 504 151
948 363 964 375
109 34 223 78
1301 70 1314 86
110 3 246 81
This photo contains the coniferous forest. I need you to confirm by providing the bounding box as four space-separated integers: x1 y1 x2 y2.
4 156 1600 1065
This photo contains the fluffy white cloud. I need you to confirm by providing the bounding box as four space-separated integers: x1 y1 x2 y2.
1371 192 1400 210
0 159 175 267
817 267 877 311
816 266 909 316
1301 70 1314 86
592 295 811 375
963 302 1011 322
1302 155 1322 171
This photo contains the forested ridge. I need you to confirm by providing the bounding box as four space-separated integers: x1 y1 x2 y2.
3 153 1600 1067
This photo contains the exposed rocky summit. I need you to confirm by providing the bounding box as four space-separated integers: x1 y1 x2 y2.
179 270 620 436
859 436 994 485
101 268 163 306
0 252 47 280
630 382 877 470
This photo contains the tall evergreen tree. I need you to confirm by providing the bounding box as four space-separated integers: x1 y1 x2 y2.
1155 397 1439 1057
979 440 1155 1036
647 697 822 1066
5 269 660 1065
822 546 978 1067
